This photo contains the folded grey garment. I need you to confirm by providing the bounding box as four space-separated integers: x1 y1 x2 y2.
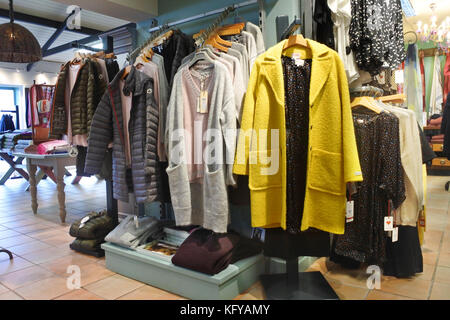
105 215 163 249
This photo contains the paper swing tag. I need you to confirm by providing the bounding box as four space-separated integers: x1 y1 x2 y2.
197 91 208 114
392 227 398 242
346 201 354 223
291 52 304 67
134 216 139 229
384 216 394 231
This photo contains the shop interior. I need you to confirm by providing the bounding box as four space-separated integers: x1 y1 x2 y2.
0 0 449 301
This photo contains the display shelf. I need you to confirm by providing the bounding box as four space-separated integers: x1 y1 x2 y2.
102 242 266 300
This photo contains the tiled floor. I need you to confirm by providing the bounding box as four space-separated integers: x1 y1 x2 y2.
0 162 449 300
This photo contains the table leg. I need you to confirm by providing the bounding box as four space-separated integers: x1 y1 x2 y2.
26 159 38 214
0 167 15 185
54 162 66 223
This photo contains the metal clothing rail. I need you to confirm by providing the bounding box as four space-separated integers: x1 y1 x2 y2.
147 0 258 33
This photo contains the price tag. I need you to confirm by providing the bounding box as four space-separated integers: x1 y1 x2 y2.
134 216 139 229
346 200 354 223
418 210 426 228
292 53 304 67
384 216 394 231
392 227 398 242
198 91 208 114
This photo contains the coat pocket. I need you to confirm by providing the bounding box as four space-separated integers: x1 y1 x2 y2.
166 163 191 211
249 149 282 190
308 148 345 196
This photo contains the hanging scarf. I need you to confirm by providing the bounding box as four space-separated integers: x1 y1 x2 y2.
405 44 424 127
429 52 444 116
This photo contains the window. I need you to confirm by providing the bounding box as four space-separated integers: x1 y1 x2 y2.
0 87 19 129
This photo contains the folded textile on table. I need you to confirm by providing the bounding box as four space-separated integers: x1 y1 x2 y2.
70 210 117 240
105 215 164 249
37 140 70 154
171 229 263 275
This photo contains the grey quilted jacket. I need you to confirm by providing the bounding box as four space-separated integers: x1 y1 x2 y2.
84 66 161 203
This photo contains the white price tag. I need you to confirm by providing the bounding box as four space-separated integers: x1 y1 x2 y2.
392 227 398 242
384 216 394 231
134 216 139 229
346 201 354 223
198 91 208 114
291 53 304 66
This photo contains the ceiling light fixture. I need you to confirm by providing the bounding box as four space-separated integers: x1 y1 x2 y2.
416 2 450 50
0 0 42 63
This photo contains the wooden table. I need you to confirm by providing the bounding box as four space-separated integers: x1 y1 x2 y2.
0 149 29 184
12 152 77 223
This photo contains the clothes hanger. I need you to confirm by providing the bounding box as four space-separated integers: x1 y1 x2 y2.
121 65 132 80
212 33 232 47
188 50 215 69
204 35 229 52
283 34 308 50
351 96 383 114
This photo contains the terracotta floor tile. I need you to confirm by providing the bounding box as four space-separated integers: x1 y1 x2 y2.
415 264 436 282
376 277 431 300
84 274 145 300
235 293 258 300
0 256 34 276
0 219 39 229
117 285 179 300
55 288 105 300
438 252 450 268
326 279 369 300
28 229 69 240
14 276 72 300
0 290 23 300
7 241 52 256
366 290 414 300
0 283 8 295
20 246 72 264
41 233 74 247
0 234 35 247
435 266 450 286
0 229 21 240
422 251 439 265
324 266 370 289
429 282 450 300
14 223 54 234
40 254 96 274
0 265 54 290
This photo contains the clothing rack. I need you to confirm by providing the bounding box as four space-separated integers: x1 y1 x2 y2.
195 6 235 48
0 106 20 129
280 17 301 40
127 23 170 63
350 86 384 98
148 0 258 34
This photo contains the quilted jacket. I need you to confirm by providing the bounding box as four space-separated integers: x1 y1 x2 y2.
49 59 106 139
84 66 161 203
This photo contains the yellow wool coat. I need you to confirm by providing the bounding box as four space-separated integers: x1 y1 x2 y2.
233 39 363 235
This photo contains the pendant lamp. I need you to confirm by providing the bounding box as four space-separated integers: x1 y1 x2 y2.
0 0 42 63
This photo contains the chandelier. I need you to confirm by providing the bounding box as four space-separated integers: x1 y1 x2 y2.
416 3 450 50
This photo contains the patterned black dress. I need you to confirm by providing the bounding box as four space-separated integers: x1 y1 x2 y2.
331 111 406 265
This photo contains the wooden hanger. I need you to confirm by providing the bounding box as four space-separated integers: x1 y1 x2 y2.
351 96 383 114
121 65 132 80
204 35 229 52
283 34 308 50
376 94 406 104
212 33 232 47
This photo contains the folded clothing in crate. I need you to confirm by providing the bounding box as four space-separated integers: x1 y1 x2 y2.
171 229 263 275
105 215 165 249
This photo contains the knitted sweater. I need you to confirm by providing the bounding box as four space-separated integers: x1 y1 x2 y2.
165 61 237 233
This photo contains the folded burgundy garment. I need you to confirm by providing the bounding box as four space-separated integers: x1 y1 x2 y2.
172 229 240 275
430 117 442 125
